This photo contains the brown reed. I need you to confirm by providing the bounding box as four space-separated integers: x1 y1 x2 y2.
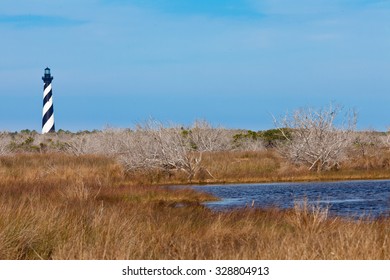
0 153 389 260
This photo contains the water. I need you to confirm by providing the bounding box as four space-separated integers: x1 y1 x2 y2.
187 180 390 218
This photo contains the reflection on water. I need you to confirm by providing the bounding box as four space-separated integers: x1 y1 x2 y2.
187 180 390 218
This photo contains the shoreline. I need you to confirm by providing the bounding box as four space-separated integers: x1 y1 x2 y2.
2 153 390 259
156 174 390 188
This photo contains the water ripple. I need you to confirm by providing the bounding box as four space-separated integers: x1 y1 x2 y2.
187 180 390 218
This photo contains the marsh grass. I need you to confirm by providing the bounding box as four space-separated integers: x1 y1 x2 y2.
122 150 390 185
0 153 389 259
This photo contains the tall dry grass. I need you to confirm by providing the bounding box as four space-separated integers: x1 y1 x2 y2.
0 153 390 259
134 150 390 185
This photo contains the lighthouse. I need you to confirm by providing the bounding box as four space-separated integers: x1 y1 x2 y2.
42 67 55 134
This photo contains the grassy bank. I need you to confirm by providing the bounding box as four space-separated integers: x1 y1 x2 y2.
0 153 389 259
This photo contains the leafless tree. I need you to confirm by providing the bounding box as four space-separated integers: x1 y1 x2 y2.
107 120 226 180
112 126 164 172
133 121 204 179
99 128 127 156
274 105 357 172
155 123 202 179
65 133 104 156
351 130 382 158
188 120 232 152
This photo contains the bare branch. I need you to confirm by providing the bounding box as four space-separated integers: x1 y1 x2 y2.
275 104 357 172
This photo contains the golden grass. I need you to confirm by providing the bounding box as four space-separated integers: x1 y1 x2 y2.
124 150 390 185
0 153 390 259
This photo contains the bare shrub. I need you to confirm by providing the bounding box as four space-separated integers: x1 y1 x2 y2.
7 132 38 153
350 130 382 158
275 104 357 172
130 121 203 180
65 132 105 156
84 126 165 172
0 132 11 155
188 120 233 152
154 123 202 179
98 128 127 156
103 120 228 180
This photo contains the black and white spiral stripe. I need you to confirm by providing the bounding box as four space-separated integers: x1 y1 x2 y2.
42 82 55 133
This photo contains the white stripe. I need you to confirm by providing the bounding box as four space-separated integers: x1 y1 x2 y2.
42 96 53 117
42 114 55 134
43 83 52 98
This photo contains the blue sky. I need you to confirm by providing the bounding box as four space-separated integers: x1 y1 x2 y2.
0 0 390 131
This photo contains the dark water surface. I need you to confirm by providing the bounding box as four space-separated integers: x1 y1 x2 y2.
186 180 390 218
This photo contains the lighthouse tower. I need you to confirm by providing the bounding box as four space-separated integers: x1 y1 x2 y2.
42 67 55 134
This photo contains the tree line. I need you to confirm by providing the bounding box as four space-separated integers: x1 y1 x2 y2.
1 105 390 179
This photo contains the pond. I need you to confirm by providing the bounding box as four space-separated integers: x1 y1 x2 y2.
186 180 390 218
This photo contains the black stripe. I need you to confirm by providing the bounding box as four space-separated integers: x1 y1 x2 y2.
42 105 54 127
43 90 52 105
48 124 55 133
